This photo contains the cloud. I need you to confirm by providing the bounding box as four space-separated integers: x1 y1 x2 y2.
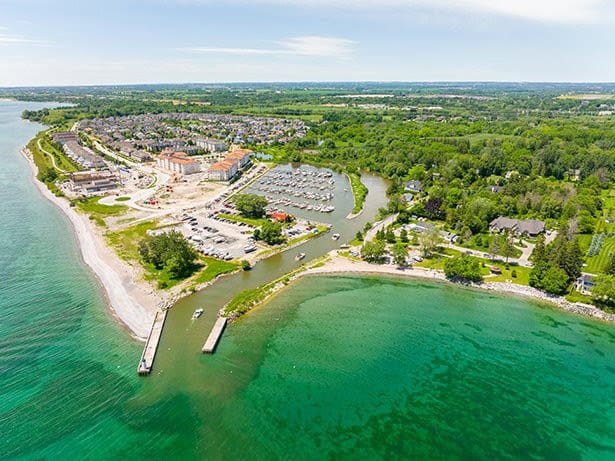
181 35 356 58
179 0 611 24
0 28 49 46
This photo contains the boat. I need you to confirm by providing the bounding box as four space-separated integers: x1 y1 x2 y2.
295 252 306 261
332 233 340 240
192 308 204 319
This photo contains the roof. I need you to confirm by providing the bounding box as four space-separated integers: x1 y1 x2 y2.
209 160 237 171
517 219 545 235
489 216 519 230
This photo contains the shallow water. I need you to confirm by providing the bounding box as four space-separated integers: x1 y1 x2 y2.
2 101 615 460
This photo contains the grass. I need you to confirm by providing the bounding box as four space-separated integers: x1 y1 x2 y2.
73 196 128 226
115 196 131 202
348 173 368 214
105 221 158 261
578 234 615 275
39 136 80 172
482 263 531 286
565 290 594 304
189 257 240 288
217 213 267 227
459 233 523 258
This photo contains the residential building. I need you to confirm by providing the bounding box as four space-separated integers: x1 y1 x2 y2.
62 141 106 169
196 137 227 152
157 151 201 175
207 160 238 181
574 274 595 295
404 180 423 193
489 217 545 237
225 148 253 168
68 171 118 195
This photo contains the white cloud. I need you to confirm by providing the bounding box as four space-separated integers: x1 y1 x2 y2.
181 35 356 58
0 28 48 46
180 0 612 24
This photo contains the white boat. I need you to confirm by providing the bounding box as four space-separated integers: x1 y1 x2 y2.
295 252 306 261
192 308 204 319
332 233 340 240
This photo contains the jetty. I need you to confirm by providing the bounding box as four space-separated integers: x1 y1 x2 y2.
137 310 168 375
202 317 227 353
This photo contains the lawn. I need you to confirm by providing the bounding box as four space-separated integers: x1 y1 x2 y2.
73 196 129 226
217 213 267 227
460 233 523 258
190 257 240 287
578 233 615 275
482 263 531 286
105 221 158 261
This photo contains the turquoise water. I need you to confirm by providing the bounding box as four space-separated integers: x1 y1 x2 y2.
1 101 615 460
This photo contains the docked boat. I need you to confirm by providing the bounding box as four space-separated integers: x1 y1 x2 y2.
295 252 306 261
192 308 204 320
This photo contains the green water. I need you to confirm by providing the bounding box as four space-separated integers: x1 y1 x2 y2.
2 101 615 460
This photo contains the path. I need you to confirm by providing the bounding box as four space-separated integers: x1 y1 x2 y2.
37 137 68 173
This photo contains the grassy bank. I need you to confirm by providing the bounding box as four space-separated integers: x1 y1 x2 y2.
224 255 329 318
73 196 128 226
348 173 368 214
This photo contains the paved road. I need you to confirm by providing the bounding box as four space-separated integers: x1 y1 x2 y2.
365 213 399 241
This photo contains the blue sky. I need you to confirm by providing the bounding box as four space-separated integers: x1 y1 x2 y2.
0 0 614 86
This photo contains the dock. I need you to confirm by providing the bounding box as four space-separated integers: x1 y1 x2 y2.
202 317 227 353
137 310 168 375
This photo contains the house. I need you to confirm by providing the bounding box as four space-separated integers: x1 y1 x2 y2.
517 219 546 237
489 217 545 237
404 180 423 193
270 212 289 222
157 151 201 175
62 141 106 169
574 274 594 295
206 159 239 181
51 132 79 144
401 193 414 204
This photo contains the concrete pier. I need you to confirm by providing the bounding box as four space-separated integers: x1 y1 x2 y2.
202 317 227 353
137 310 168 375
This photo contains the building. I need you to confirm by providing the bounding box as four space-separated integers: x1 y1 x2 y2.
51 132 80 144
225 148 253 168
157 151 201 175
67 171 118 195
206 160 238 181
575 274 595 295
404 180 423 193
62 141 106 169
489 217 545 237
196 137 227 152
270 212 289 222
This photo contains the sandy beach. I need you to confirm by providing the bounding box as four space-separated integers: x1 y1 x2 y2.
303 252 615 323
21 147 166 340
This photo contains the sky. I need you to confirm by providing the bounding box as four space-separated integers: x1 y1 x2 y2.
0 0 614 86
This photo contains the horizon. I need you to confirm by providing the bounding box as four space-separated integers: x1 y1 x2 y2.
1 0 615 86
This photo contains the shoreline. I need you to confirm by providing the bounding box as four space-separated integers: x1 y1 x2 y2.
21 146 168 340
236 252 615 324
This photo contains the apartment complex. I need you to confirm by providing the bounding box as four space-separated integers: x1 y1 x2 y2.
157 151 201 175
206 148 253 181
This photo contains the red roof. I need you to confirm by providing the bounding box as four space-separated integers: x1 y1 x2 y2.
270 212 288 221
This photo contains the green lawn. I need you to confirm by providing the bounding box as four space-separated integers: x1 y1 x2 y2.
217 213 267 227
579 234 615 274
105 221 158 261
190 257 240 287
483 263 530 286
73 196 128 226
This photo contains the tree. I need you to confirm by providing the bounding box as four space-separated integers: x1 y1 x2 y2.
355 230 364 242
540 266 570 295
592 275 615 308
257 220 285 245
399 228 409 243
392 242 408 266
233 193 268 218
138 231 197 278
361 240 386 263
444 255 482 283
500 230 515 263
604 256 615 276
558 238 584 281
385 226 396 244
489 235 500 260
419 227 440 257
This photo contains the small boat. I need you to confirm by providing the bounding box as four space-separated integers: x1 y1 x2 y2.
295 252 306 261
332 233 340 240
192 308 204 319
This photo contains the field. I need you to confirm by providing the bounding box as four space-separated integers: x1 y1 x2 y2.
578 234 615 275
73 196 128 226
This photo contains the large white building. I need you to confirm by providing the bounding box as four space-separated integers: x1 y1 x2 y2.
196 137 227 152
206 159 239 181
157 151 201 175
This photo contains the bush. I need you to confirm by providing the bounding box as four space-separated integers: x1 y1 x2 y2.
444 255 483 283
